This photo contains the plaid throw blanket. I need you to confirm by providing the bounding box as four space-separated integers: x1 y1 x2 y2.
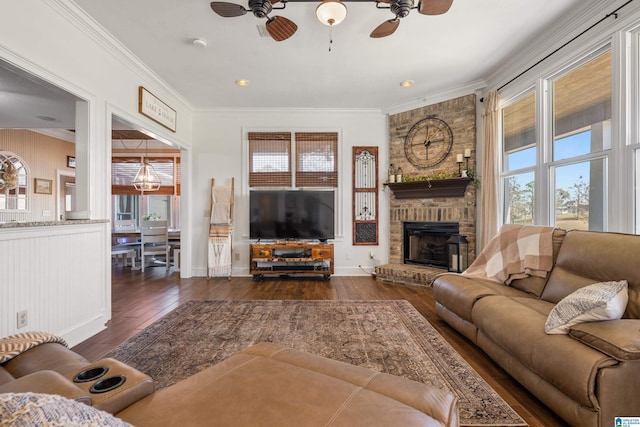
463 224 555 284
0 332 67 364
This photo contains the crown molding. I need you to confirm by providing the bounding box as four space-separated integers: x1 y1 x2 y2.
381 79 487 116
485 0 638 94
45 0 194 112
195 107 384 115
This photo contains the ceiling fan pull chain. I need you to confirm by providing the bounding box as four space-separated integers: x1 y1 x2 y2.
328 24 334 52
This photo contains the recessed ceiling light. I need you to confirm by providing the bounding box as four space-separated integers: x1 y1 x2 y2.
192 38 207 48
236 80 250 86
36 115 57 122
400 80 414 87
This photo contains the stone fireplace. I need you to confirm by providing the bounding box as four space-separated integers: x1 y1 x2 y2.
375 94 477 288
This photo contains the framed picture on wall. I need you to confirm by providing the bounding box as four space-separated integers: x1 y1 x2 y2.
34 178 52 195
67 156 76 168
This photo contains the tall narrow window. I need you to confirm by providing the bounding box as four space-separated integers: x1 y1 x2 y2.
551 50 611 231
501 92 536 224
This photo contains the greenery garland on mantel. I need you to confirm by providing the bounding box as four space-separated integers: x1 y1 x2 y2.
399 169 478 186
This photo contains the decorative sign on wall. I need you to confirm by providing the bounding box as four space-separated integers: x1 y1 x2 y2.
353 146 378 245
138 86 177 132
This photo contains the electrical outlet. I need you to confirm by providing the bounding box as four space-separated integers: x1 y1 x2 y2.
234 253 240 261
42 210 50 216
17 310 28 328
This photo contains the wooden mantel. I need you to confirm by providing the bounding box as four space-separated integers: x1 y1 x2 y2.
385 178 472 199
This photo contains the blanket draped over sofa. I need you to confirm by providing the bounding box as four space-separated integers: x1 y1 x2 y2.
433 229 640 427
0 332 67 364
462 224 555 284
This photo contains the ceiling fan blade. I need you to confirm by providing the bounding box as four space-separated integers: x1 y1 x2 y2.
266 16 298 41
210 2 248 17
370 19 400 38
419 0 453 15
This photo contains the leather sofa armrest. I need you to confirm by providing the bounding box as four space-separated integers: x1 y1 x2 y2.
0 370 92 405
569 319 640 361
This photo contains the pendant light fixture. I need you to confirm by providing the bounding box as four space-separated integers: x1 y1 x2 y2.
132 141 161 192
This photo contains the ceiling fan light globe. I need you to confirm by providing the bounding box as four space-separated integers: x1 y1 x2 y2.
316 0 347 26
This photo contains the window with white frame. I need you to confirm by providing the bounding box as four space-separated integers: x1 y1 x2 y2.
111 155 180 229
502 92 536 225
500 49 611 231
550 50 610 231
248 132 338 189
0 152 28 211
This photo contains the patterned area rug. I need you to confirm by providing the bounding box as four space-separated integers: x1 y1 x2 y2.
104 300 526 426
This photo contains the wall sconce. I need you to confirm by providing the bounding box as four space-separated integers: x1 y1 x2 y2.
447 234 468 273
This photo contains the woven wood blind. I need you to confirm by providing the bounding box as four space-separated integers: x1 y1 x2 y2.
248 132 292 187
295 132 338 188
112 156 178 195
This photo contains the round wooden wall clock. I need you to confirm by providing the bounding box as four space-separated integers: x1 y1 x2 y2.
404 117 453 168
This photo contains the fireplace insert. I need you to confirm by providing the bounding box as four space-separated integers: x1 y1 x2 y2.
403 222 459 268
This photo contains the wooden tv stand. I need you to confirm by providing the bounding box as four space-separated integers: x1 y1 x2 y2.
250 242 334 281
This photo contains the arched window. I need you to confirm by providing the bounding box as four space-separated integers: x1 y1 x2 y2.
0 151 29 211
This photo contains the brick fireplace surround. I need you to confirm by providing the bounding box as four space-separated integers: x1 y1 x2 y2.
375 94 477 288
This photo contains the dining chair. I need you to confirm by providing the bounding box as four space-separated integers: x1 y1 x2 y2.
140 220 171 272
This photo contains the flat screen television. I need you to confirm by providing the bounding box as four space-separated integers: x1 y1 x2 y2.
249 190 335 241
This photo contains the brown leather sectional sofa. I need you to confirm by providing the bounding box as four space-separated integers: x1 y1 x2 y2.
433 229 640 427
0 341 459 426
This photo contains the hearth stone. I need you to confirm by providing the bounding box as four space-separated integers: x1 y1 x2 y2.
375 263 444 288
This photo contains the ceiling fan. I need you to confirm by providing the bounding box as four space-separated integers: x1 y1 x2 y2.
371 0 453 38
210 0 298 41
209 0 453 42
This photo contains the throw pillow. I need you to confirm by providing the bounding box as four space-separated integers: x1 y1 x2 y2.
544 280 628 335
0 392 133 427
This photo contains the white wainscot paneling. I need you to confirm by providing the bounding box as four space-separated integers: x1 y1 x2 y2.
0 222 110 346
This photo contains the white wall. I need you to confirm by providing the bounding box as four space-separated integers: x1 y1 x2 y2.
0 0 194 345
192 109 389 276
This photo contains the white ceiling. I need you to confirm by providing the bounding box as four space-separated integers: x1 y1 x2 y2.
72 0 588 111
0 0 594 133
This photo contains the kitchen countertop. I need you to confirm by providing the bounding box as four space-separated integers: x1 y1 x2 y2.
0 219 109 229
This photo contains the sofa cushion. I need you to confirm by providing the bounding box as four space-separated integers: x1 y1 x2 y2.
545 281 628 334
570 319 640 361
0 367 14 387
0 371 92 406
541 231 640 319
472 295 618 409
2 343 89 379
0 392 132 426
432 273 534 323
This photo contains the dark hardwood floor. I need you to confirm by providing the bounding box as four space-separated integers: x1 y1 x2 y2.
72 267 568 427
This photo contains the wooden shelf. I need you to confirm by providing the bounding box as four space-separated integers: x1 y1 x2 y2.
385 178 472 199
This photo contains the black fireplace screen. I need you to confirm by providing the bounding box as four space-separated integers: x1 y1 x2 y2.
403 222 459 268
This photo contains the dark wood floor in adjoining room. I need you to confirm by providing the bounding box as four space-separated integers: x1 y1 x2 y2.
73 267 569 427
